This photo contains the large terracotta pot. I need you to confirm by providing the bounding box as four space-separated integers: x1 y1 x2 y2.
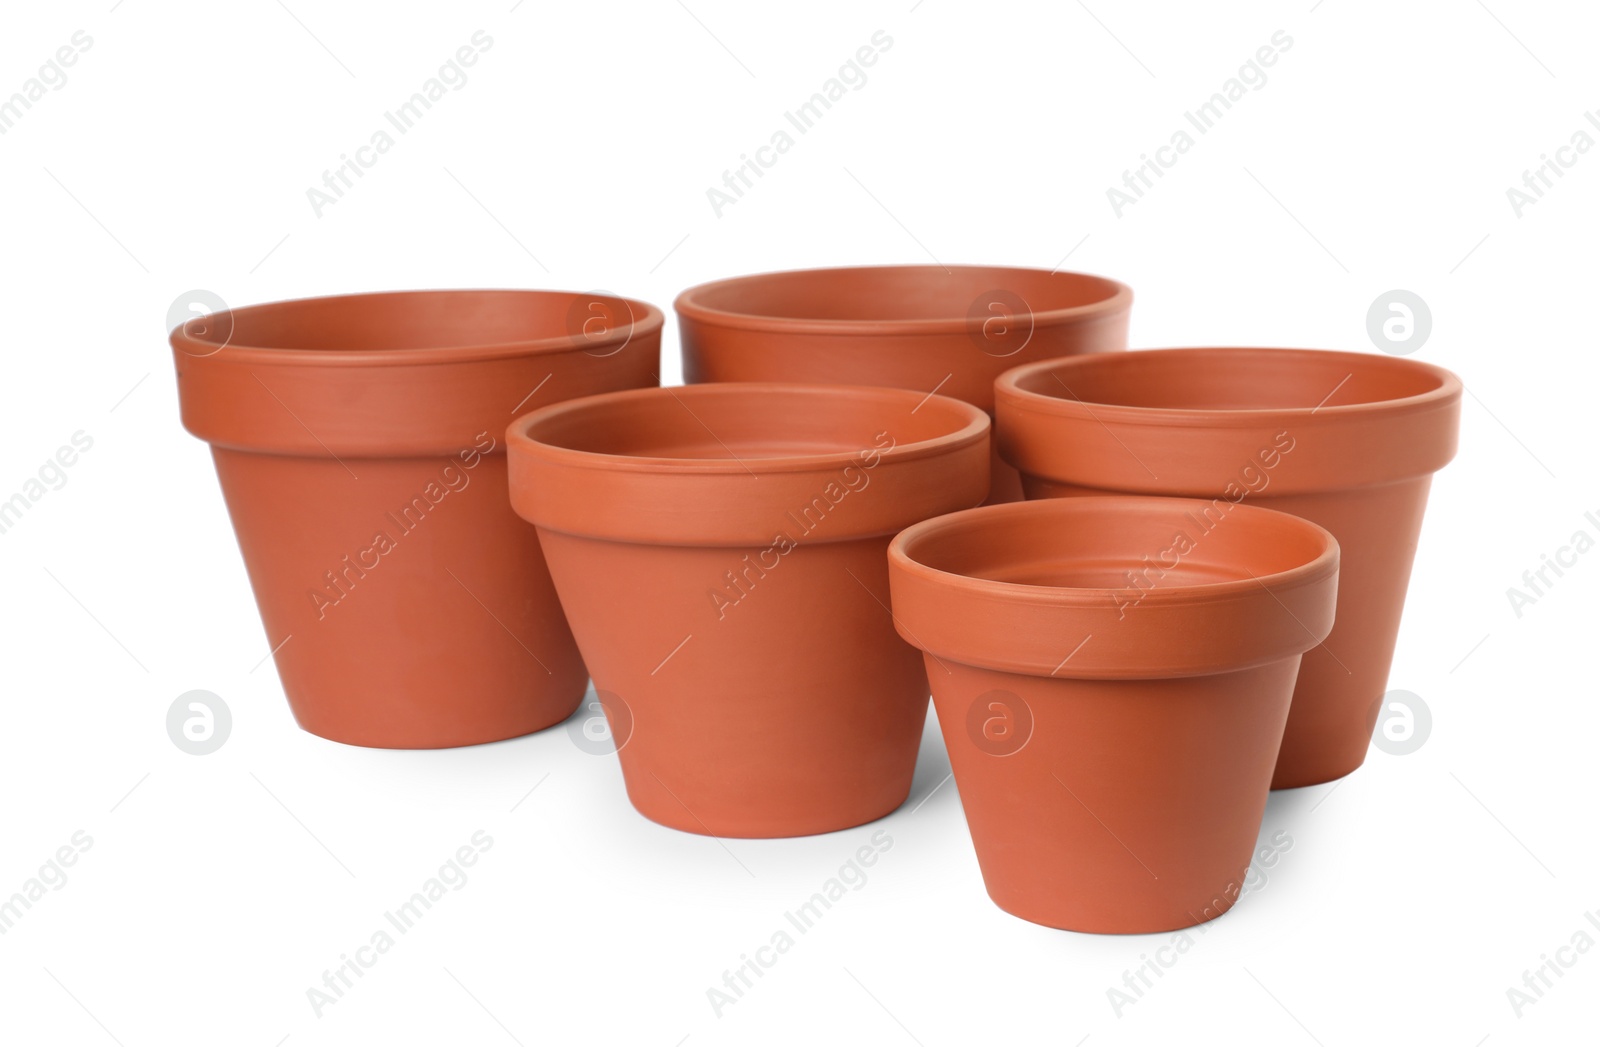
887 496 1339 932
995 347 1461 788
506 382 989 837
675 265 1131 503
173 289 661 748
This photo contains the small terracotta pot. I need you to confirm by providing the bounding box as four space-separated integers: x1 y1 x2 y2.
888 496 1339 933
675 265 1131 503
507 382 989 838
995 348 1462 788
173 290 662 748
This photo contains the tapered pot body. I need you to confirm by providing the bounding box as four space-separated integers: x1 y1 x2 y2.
676 265 1131 503
173 289 661 747
996 347 1461 787
887 497 1340 932
508 382 990 837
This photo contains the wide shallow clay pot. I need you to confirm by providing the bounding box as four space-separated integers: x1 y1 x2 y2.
173 289 661 748
675 265 1131 503
995 347 1462 789
887 496 1339 933
507 382 989 837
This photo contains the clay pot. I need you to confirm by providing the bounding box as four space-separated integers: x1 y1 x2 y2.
506 382 989 837
675 265 1131 503
172 289 662 748
995 348 1462 788
887 496 1339 933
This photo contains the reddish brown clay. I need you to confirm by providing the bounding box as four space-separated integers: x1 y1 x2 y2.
507 382 989 838
995 348 1462 788
173 290 661 748
675 265 1131 503
887 496 1339 933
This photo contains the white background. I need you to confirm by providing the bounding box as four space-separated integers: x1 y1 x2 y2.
1 0 1595 1043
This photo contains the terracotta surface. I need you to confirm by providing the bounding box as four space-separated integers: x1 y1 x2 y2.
173 289 662 748
995 347 1462 788
887 496 1339 933
675 265 1131 503
507 382 990 838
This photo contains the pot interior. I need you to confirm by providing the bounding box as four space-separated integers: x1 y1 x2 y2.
686 266 1124 324
1015 348 1450 412
526 385 980 462
901 500 1331 593
186 290 641 353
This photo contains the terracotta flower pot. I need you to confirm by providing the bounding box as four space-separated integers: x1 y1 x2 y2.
675 265 1131 504
995 347 1462 788
887 496 1339 933
506 382 989 837
172 289 662 748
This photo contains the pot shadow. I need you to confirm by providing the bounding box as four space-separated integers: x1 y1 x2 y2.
900 698 956 818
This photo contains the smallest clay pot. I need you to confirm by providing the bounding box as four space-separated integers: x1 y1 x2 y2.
887 496 1339 933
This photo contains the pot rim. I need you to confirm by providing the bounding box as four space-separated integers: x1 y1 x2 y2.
890 495 1338 612
674 264 1133 337
995 346 1462 429
509 381 990 476
168 288 664 366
